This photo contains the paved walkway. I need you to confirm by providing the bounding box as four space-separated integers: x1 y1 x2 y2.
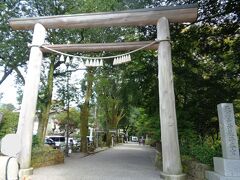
30 143 161 180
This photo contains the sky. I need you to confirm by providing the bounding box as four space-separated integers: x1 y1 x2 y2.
0 74 19 108
0 67 86 110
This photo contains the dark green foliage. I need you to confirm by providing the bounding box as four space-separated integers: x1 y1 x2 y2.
32 135 41 148
181 139 222 166
126 107 160 141
0 108 18 139
179 126 221 165
0 1 31 85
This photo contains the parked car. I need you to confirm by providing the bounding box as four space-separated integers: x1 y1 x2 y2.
131 136 138 142
44 138 56 148
46 135 65 149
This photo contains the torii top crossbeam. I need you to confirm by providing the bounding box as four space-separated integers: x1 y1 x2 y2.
9 4 197 30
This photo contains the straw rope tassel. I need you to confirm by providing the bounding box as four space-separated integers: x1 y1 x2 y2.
60 55 65 62
85 59 89 66
97 59 100 66
100 59 103 66
80 58 84 66
113 58 116 65
78 58 83 66
88 59 91 66
95 60 98 66
122 55 125 63
118 56 121 64
84 59 87 66
126 55 129 62
128 54 131 62
91 59 94 66
94 59 98 66
123 55 127 63
117 57 120 64
66 56 70 64
120 56 123 64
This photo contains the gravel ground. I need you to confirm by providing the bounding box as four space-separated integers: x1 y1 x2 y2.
30 143 161 180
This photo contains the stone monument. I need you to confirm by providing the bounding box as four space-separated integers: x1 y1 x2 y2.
0 134 21 179
1 134 21 157
206 103 240 180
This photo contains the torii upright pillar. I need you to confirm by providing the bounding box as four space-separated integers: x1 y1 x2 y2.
157 17 185 179
16 23 46 176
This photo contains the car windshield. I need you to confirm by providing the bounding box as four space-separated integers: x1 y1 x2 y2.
50 137 58 141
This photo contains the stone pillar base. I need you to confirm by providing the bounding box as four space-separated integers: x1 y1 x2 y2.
206 171 240 180
19 167 33 178
213 157 240 176
160 172 186 180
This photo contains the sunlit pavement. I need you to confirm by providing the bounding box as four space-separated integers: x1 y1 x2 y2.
30 142 161 180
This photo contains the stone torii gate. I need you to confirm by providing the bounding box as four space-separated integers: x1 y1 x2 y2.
9 4 197 179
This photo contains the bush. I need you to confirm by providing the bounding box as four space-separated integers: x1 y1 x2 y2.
31 145 64 168
0 109 18 139
32 135 41 148
181 140 222 166
190 143 221 165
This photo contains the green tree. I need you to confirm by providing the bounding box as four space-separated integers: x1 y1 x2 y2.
56 108 80 135
128 107 160 141
37 58 56 143
29 0 84 144
0 103 15 111
31 0 124 146
0 1 30 85
80 68 94 152
0 108 18 139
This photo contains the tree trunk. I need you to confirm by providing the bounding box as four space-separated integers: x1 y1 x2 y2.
37 58 55 143
80 68 94 153
106 131 112 147
80 105 89 153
